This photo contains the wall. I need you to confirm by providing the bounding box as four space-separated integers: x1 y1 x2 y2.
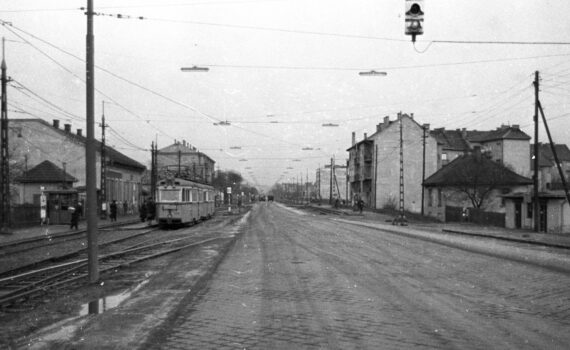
373 116 438 213
502 139 531 177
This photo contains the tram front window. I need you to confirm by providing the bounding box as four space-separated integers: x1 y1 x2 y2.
160 189 181 202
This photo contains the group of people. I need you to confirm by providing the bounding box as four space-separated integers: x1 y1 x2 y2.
139 198 156 223
68 198 156 230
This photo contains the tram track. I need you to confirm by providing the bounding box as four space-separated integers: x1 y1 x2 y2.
0 233 228 310
0 227 159 278
0 219 141 257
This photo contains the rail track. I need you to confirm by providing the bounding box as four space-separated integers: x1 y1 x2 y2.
0 233 228 310
0 219 141 257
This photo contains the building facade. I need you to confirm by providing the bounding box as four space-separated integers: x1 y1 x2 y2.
157 140 215 184
9 119 146 212
348 113 438 212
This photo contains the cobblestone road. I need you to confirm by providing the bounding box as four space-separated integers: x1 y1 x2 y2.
147 203 570 349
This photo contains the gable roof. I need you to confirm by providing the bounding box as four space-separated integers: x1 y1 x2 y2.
430 128 470 151
17 160 78 183
531 143 570 169
13 119 146 171
430 125 531 152
423 151 532 187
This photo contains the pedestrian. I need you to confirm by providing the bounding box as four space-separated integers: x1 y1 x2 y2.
69 206 79 230
77 201 84 218
139 199 147 222
146 198 156 223
358 199 364 214
237 195 242 213
110 200 118 222
123 200 128 216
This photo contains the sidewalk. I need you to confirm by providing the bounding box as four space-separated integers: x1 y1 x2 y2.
317 204 570 250
0 214 144 246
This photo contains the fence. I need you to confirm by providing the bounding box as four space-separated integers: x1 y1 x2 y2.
445 206 505 227
10 204 41 228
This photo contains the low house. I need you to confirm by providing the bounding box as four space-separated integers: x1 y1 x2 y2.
423 148 533 225
14 160 79 225
501 143 570 233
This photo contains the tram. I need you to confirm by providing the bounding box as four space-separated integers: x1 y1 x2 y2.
155 177 215 227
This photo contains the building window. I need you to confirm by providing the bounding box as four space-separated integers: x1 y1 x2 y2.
437 189 442 207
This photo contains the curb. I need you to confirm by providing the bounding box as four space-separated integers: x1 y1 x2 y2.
442 228 570 250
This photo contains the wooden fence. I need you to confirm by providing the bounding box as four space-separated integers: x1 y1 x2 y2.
445 206 505 227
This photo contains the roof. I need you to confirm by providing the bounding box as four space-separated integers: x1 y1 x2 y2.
13 119 146 171
158 142 215 164
430 125 531 151
467 126 530 142
430 128 470 151
531 143 570 168
423 151 533 187
16 160 78 183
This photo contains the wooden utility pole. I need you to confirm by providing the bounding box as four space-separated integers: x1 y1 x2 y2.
0 37 10 232
85 0 99 283
533 71 540 232
100 101 107 219
421 124 428 216
393 112 408 226
329 157 334 204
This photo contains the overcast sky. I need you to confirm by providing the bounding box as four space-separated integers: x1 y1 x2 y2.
2 0 570 190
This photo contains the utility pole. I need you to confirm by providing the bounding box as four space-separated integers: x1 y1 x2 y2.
100 101 107 219
374 145 378 209
393 112 408 226
329 157 334 204
533 71 540 232
0 37 10 232
537 101 570 207
85 0 99 283
421 124 428 216
150 142 157 202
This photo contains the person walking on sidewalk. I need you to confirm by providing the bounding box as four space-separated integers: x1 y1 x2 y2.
139 199 147 222
69 206 79 230
110 200 118 222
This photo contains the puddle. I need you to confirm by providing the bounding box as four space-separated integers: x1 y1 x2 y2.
79 278 150 316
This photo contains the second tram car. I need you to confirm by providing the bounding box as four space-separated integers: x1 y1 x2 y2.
156 177 215 227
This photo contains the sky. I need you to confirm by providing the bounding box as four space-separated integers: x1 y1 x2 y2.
2 0 570 191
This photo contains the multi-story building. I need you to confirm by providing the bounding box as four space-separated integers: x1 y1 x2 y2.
157 140 215 184
431 125 531 176
348 114 533 217
347 113 438 212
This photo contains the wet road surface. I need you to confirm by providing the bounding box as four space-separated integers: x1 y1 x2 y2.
149 202 570 349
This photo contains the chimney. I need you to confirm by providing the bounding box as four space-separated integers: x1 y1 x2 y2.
383 116 390 126
512 124 520 129
77 129 83 136
364 133 367 140
410 113 414 119
53 119 60 128
64 124 71 132
377 123 382 133
352 132 356 145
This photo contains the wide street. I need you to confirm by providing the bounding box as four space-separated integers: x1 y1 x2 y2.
147 203 570 350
